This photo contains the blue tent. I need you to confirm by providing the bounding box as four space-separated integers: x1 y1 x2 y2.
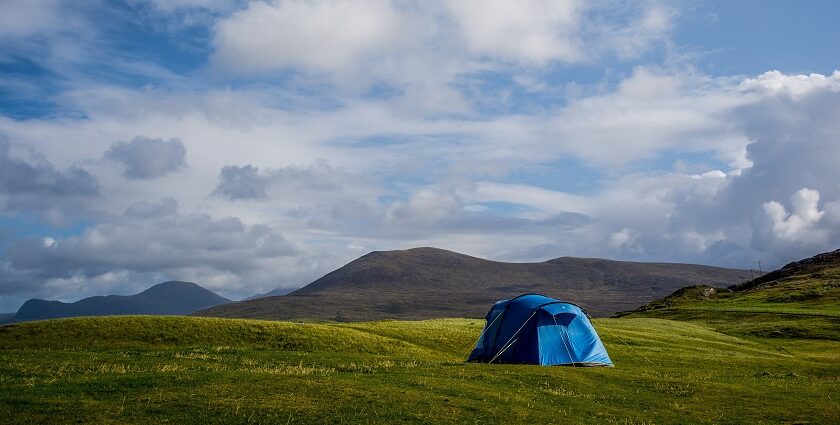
468 294 612 366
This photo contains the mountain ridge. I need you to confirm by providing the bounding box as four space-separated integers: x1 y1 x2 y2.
198 247 751 321
14 281 232 321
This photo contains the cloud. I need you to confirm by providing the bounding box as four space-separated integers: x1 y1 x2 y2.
432 68 840 267
0 0 66 39
140 0 242 13
527 67 749 167
124 196 178 218
0 140 98 198
608 228 643 254
0 198 307 307
212 160 370 202
213 0 406 73
105 136 187 180
740 70 840 97
757 188 829 250
0 139 99 223
5 65 839 274
210 0 672 80
6 199 296 277
212 165 269 200
386 186 462 225
1 0 839 315
443 0 583 64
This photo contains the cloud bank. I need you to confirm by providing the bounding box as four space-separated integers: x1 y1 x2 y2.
0 0 838 311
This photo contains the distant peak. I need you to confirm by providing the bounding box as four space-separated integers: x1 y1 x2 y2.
546 256 612 263
369 247 457 255
140 281 204 295
155 281 200 288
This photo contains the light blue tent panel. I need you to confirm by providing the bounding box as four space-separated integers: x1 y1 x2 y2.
468 294 612 366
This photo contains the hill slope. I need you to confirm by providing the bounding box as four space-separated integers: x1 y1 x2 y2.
14 281 231 321
619 248 840 340
625 248 840 317
198 247 749 320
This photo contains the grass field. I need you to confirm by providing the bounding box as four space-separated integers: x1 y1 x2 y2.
1 315 838 424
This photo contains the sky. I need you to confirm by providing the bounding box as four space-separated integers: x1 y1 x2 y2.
1 0 839 311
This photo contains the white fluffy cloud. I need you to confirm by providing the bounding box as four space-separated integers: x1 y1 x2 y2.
762 188 825 242
608 228 643 254
444 0 583 64
445 0 671 64
753 188 838 262
211 0 672 80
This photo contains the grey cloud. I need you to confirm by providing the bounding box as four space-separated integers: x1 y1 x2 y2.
6 205 296 279
124 197 179 219
212 160 355 201
0 197 302 311
0 139 99 221
213 165 269 200
0 140 99 198
105 136 186 179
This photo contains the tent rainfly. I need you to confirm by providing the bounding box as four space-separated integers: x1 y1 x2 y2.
467 294 612 366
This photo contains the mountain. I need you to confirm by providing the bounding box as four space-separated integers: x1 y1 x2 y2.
14 281 232 321
243 286 299 301
623 248 840 318
197 247 750 321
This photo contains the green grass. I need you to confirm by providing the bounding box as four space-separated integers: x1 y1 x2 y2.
1 315 838 424
633 266 840 318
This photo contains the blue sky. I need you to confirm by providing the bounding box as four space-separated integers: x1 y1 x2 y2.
0 0 839 311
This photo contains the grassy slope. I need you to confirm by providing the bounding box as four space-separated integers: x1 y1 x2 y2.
639 251 840 316
619 254 840 341
649 269 840 316
1 316 838 424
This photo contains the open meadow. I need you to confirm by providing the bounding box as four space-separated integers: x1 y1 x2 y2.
1 315 838 424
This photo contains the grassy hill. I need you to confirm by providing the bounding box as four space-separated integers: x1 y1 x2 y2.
621 249 840 316
14 281 232 321
198 247 750 320
1 315 838 423
617 249 840 343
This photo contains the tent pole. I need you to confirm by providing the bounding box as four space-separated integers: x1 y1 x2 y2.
553 315 577 367
465 309 506 361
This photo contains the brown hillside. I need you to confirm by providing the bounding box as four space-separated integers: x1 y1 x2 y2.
197 247 750 320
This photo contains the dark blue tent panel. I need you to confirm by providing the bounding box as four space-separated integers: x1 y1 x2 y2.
468 294 612 366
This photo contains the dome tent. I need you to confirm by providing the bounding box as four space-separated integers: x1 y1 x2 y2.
467 294 612 366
